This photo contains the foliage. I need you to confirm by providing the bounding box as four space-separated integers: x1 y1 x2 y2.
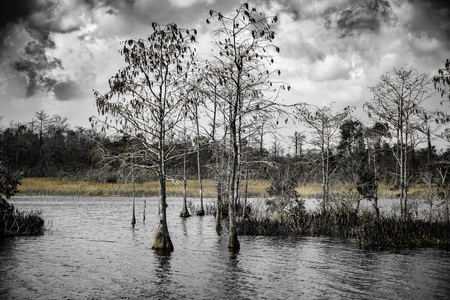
1 163 44 237
356 167 377 200
296 103 352 210
236 203 450 250
92 22 199 252
0 112 100 177
366 67 433 219
266 157 304 220
207 2 286 249
433 58 450 102
0 162 23 202
1 208 45 236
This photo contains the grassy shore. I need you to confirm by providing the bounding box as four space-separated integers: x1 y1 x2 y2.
17 177 272 198
17 177 436 199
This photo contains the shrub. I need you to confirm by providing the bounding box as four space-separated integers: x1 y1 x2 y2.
1 162 45 236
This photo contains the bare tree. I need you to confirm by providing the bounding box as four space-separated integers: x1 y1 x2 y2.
180 104 190 218
296 102 352 212
365 67 433 220
92 23 197 252
207 3 285 250
192 90 206 216
292 131 306 157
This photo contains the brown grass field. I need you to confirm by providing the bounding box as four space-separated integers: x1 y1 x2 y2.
17 177 435 199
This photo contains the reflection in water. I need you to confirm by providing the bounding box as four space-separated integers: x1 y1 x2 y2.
154 251 173 299
1 196 450 300
224 251 245 299
180 217 188 237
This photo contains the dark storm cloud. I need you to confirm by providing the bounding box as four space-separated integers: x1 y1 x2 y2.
12 41 62 97
0 0 112 99
0 0 138 49
406 0 450 45
326 0 395 38
0 0 82 48
53 80 81 101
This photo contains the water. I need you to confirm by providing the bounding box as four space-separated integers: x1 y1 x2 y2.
1 196 450 299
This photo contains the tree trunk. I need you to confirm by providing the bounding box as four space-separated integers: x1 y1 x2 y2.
153 118 173 252
242 168 249 218
215 141 224 233
403 130 409 220
153 172 173 251
373 146 380 219
196 104 205 216
131 171 136 226
228 96 240 251
180 144 190 218
180 110 190 218
427 126 432 165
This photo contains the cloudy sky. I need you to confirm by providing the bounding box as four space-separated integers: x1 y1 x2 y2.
1 0 450 137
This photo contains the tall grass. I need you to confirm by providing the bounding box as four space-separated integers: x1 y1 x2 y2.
236 201 450 250
18 177 270 198
1 207 45 236
18 177 439 199
18 177 218 197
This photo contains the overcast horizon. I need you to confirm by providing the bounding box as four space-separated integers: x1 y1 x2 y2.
1 0 450 148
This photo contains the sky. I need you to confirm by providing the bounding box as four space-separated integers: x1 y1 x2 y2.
1 0 450 147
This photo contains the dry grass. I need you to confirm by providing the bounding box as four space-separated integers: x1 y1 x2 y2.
18 177 271 198
18 177 436 199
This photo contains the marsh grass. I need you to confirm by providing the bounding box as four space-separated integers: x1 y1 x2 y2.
18 177 211 197
19 177 438 199
18 177 272 198
236 202 450 250
1 208 45 236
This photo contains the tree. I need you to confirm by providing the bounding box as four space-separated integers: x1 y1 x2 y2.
207 3 284 250
92 23 198 252
296 102 352 212
433 59 450 141
199 61 227 231
362 122 391 218
292 131 306 157
337 118 367 211
35 110 49 172
0 162 23 209
365 67 433 220
179 104 191 218
433 59 450 103
192 89 206 216
266 156 304 222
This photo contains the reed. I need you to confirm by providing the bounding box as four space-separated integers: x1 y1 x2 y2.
1 207 45 236
236 202 450 250
18 177 439 200
18 177 272 198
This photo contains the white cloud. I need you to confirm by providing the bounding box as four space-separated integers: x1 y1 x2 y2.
168 0 216 8
308 55 352 82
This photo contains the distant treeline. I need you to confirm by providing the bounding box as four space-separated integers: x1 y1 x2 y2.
1 110 449 190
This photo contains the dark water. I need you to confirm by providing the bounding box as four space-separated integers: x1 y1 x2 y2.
1 196 450 300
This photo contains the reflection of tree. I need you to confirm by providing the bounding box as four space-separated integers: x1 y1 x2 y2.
223 252 244 299
154 252 173 298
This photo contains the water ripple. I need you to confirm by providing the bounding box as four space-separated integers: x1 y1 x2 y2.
1 196 450 299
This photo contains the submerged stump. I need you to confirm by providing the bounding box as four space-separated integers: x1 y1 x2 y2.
228 233 240 251
180 208 190 218
152 227 174 252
